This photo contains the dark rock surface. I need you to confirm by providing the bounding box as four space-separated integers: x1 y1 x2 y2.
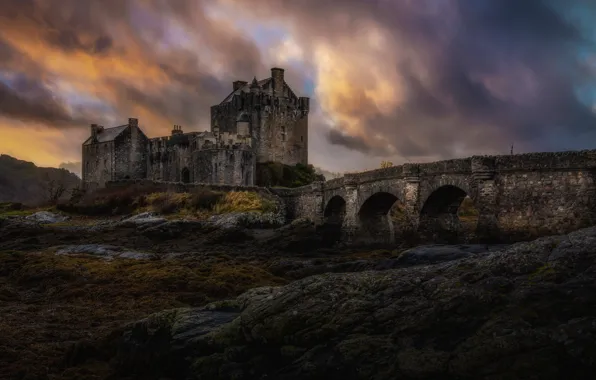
83 226 596 380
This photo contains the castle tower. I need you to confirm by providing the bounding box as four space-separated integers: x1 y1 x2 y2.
210 67 309 167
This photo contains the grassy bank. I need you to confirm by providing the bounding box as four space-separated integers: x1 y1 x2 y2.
56 185 277 218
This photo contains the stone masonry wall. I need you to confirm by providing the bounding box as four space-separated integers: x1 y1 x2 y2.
82 141 115 188
113 125 148 180
193 148 256 186
271 182 324 223
260 105 308 166
147 137 192 182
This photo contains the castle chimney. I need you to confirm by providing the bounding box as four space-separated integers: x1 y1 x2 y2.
90 123 99 141
233 81 248 91
171 124 184 135
271 67 284 96
128 118 138 128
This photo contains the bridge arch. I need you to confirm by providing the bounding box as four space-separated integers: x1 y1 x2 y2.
419 184 479 243
357 191 400 244
320 195 347 245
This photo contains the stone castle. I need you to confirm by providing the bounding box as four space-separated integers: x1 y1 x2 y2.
82 68 309 188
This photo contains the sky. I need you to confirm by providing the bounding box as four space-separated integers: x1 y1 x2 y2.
2 0 596 175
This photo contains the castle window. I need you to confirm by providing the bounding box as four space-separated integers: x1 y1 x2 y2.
301 136 304 142
281 126 286 142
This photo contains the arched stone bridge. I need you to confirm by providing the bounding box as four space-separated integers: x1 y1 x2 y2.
272 150 596 244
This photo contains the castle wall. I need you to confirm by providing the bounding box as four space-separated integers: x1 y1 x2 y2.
147 137 193 182
211 102 242 134
113 126 148 180
259 105 308 165
82 141 115 188
192 148 255 186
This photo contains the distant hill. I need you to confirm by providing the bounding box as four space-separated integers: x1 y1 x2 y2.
0 154 81 206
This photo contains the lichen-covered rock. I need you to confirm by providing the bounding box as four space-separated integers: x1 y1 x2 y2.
55 244 150 260
25 211 69 224
117 212 167 227
208 211 285 229
99 226 596 379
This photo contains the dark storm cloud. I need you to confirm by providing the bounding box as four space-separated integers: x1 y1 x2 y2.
0 0 268 136
224 0 596 159
0 74 77 126
45 29 113 55
327 129 371 153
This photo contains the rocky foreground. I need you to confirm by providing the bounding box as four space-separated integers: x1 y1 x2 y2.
1 212 596 379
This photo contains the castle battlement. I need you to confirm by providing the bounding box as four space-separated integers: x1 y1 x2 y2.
82 67 309 188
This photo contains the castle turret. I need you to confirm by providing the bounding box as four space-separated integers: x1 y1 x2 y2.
299 96 310 114
250 77 260 93
128 118 138 128
271 67 284 96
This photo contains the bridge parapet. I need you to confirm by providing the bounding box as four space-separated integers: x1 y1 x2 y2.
492 150 596 171
269 181 324 197
324 177 345 190
417 158 472 175
344 165 404 184
471 156 496 180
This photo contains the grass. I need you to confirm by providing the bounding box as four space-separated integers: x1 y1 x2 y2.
139 190 276 217
0 202 56 218
0 250 287 380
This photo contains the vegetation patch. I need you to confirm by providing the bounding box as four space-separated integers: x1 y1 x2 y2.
0 250 286 380
256 162 325 188
57 185 277 218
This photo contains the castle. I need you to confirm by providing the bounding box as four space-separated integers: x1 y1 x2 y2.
82 68 310 188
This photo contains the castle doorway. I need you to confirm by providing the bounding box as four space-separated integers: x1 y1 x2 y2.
181 167 190 183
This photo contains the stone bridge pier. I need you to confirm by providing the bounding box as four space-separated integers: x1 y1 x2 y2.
275 150 596 245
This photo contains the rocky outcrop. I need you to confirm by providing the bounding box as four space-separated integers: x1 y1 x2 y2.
83 226 596 379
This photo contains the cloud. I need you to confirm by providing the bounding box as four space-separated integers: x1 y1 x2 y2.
59 161 82 177
0 0 596 173
221 0 596 162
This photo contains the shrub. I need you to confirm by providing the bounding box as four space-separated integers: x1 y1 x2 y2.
256 162 325 188
144 192 191 214
189 189 224 210
57 184 163 215
212 191 276 214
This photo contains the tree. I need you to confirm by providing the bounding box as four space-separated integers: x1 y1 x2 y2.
380 161 393 168
43 174 66 205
